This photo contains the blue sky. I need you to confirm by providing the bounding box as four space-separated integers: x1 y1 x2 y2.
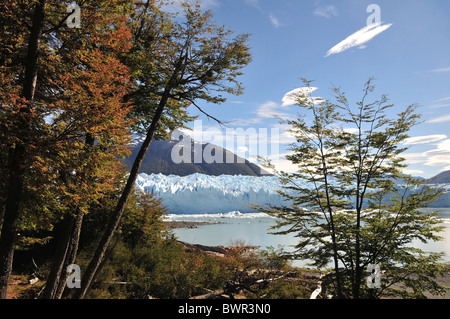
171 0 450 178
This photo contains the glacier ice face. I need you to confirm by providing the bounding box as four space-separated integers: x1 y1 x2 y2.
135 173 450 215
135 173 289 214
430 184 450 207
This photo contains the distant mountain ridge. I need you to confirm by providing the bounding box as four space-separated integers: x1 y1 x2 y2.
123 134 271 177
429 170 450 184
123 133 450 181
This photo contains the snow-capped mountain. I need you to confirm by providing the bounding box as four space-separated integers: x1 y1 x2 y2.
124 132 271 177
126 133 450 214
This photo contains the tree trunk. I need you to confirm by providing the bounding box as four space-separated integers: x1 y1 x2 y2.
41 134 94 299
0 0 45 299
321 153 344 299
74 42 187 299
353 205 363 299
54 208 84 299
40 214 74 299
74 83 175 299
89 234 121 290
0 145 26 299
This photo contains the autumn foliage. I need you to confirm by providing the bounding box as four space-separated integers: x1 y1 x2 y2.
0 0 136 298
0 0 252 299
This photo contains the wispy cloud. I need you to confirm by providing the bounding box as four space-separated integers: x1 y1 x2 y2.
269 13 282 28
229 117 263 127
257 101 289 119
402 152 426 165
424 139 450 167
436 97 450 103
402 168 425 176
427 114 450 123
404 135 447 145
272 123 297 144
243 1 283 29
314 5 338 19
430 67 450 73
428 96 450 109
233 87 319 126
428 103 450 109
244 0 261 10
252 87 325 122
403 139 450 169
326 22 392 57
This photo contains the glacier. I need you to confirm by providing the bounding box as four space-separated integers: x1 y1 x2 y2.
135 173 288 214
430 185 450 208
135 173 450 215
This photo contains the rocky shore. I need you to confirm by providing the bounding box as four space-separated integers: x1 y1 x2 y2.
164 220 223 230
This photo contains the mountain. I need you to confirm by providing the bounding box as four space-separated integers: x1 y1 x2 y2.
123 133 271 177
429 170 450 184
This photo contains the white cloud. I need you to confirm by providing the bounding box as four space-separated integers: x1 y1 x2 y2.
257 151 298 173
427 103 450 109
229 117 263 126
271 123 297 144
404 135 447 145
237 146 249 153
269 13 282 28
343 127 360 134
440 165 450 172
402 168 425 176
402 139 450 168
402 152 425 165
430 67 450 73
326 22 392 57
233 88 317 125
424 139 450 167
436 97 450 103
425 154 450 167
271 158 299 173
244 0 260 9
255 87 325 121
256 101 289 119
401 138 450 172
180 121 282 161
314 5 338 19
426 114 450 123
239 86 328 127
282 87 324 106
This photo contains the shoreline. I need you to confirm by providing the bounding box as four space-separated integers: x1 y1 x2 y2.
165 220 224 230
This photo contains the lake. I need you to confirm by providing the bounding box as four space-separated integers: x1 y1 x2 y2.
168 208 450 267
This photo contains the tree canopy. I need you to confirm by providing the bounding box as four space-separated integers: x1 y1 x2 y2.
256 78 447 299
0 0 251 299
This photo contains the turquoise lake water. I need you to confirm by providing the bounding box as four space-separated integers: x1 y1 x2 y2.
169 208 450 267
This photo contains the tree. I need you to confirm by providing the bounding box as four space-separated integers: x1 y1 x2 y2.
37 5 133 299
0 0 49 298
0 0 133 298
74 1 251 298
257 78 447 299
